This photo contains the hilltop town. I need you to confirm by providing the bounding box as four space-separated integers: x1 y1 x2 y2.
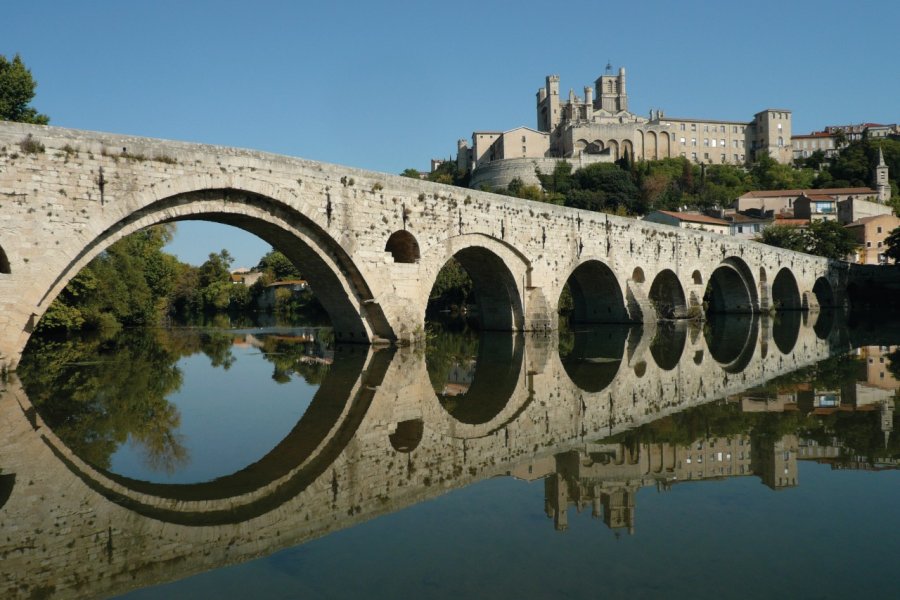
422 65 899 265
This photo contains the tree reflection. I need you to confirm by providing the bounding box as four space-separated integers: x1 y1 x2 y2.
20 330 187 473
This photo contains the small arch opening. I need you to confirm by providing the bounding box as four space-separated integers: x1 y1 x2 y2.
632 267 645 283
389 419 424 453
0 245 10 274
385 230 420 264
692 270 703 285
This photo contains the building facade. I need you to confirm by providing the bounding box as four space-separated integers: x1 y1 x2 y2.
458 65 794 190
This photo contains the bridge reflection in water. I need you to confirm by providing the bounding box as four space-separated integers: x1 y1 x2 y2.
0 311 897 598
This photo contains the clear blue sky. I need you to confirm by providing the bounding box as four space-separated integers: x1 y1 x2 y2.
3 0 897 267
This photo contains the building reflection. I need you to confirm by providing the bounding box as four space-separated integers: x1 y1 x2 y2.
530 344 897 535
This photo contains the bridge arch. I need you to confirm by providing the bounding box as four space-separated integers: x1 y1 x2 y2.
812 277 835 308
0 245 9 274
421 234 527 331
704 257 758 313
648 269 687 319
385 230 420 263
771 267 802 310
562 259 628 323
29 182 393 346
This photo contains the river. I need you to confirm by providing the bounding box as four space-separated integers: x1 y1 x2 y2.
0 312 898 599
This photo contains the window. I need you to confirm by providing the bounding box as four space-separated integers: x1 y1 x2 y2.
691 137 697 146
680 136 686 144
734 154 739 162
704 125 709 132
720 139 725 147
877 226 883 233
778 137 784 147
778 123 783 130
691 152 697 160
721 153 726 162
680 123 686 131
521 135 526 142
878 241 883 248
720 126 726 133
704 138 709 146
704 152 709 160
691 123 697 131
867 241 872 248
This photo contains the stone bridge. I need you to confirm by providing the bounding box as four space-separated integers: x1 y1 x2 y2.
0 314 848 598
0 122 847 369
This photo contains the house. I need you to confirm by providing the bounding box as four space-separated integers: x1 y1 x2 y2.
844 214 900 265
735 187 881 217
642 210 730 235
725 211 773 238
793 193 838 222
256 279 309 310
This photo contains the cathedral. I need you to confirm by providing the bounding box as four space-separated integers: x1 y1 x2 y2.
456 65 793 190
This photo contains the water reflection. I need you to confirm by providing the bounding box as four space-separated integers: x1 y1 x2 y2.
0 314 897 598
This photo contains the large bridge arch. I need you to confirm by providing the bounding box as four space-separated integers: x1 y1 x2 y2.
25 182 394 352
771 267 802 310
704 256 759 314
420 233 528 332
561 258 629 323
648 269 687 319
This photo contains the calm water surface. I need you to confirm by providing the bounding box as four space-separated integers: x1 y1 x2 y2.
1 313 898 599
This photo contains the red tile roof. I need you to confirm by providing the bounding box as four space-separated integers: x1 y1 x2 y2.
740 187 876 198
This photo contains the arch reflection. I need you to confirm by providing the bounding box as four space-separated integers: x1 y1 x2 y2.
650 321 688 371
773 310 802 354
559 325 631 392
704 314 759 373
427 329 523 426
19 330 389 525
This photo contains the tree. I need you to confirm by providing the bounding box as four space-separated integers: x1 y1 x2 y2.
0 54 49 124
759 224 806 252
759 221 857 260
884 226 900 263
256 249 301 280
803 220 857 260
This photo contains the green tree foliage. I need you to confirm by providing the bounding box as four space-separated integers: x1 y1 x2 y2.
428 258 473 313
750 152 815 190
256 249 302 280
19 330 187 471
883 226 900 263
759 221 857 260
0 53 49 124
40 226 178 333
